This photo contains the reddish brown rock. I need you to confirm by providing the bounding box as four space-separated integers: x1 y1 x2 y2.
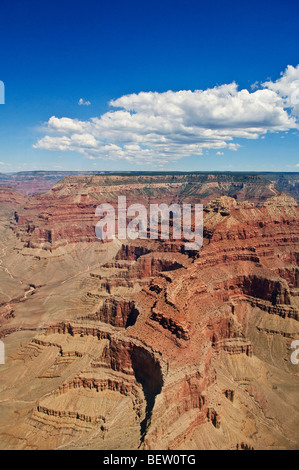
0 176 298 450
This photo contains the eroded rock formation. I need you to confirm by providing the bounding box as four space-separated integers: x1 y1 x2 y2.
0 174 298 450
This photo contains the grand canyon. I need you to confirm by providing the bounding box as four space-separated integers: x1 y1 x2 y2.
0 171 298 450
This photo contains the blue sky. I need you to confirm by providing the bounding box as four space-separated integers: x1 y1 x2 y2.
0 0 299 172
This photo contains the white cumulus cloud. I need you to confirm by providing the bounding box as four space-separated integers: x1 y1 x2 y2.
34 66 299 165
78 98 91 106
263 65 299 118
